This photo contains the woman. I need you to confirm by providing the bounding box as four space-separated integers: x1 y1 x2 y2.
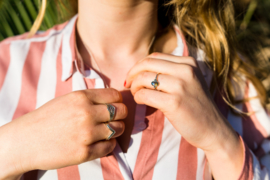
0 0 269 179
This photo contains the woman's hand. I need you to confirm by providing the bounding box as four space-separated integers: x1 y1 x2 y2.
125 53 244 180
0 89 127 179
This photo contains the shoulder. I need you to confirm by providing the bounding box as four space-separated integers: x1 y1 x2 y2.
0 16 77 89
0 15 77 55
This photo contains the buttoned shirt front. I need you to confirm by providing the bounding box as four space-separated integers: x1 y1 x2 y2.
0 15 270 180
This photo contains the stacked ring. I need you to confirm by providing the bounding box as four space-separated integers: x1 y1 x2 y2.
104 123 116 140
106 103 116 122
104 103 116 140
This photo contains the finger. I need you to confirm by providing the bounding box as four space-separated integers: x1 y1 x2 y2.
130 71 181 95
84 88 123 104
148 52 196 66
91 121 125 143
134 88 177 112
87 139 116 161
92 103 128 123
125 57 195 88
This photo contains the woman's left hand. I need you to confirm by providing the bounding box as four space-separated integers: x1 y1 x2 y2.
125 53 244 179
125 52 234 151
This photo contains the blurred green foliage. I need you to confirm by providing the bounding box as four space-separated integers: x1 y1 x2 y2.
234 0 270 100
0 0 69 40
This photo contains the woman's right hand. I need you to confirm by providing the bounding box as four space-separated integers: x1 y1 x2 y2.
0 88 127 180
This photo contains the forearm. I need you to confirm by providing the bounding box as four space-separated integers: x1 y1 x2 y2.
204 123 244 180
0 119 30 180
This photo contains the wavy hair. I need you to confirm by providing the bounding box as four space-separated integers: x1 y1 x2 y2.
29 0 267 110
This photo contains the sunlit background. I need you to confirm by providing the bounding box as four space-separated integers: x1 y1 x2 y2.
0 0 269 107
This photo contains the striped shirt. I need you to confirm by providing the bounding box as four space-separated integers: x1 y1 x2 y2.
0 15 270 180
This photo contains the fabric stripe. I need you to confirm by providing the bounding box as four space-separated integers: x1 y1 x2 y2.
261 139 270 154
84 78 96 89
125 104 147 173
56 58 85 179
78 160 104 180
55 43 73 97
152 117 181 180
72 70 87 91
242 82 266 150
101 154 125 180
0 42 11 90
35 34 62 108
227 104 243 136
196 148 205 180
54 34 81 180
238 137 254 180
177 138 197 180
113 143 132 180
203 160 212 180
260 154 270 174
133 108 164 180
76 70 105 179
12 42 46 120
61 16 77 81
38 170 58 180
95 78 105 89
57 166 80 180
247 82 270 136
0 41 30 126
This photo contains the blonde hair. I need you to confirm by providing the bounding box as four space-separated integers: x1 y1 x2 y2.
31 0 267 109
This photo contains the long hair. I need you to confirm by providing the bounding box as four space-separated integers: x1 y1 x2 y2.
29 0 267 110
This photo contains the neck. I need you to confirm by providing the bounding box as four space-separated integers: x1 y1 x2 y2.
77 0 158 62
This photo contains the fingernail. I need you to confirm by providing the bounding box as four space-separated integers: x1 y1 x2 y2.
124 81 126 87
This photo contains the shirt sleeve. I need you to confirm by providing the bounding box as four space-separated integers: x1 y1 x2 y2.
229 80 270 180
238 136 270 180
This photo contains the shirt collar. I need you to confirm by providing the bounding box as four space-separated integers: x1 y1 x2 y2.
61 15 78 81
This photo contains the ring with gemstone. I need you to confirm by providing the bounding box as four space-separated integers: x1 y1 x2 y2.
104 123 116 140
105 103 116 122
151 73 160 90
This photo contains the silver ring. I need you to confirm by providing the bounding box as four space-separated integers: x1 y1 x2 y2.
151 73 160 89
105 123 116 140
106 104 116 122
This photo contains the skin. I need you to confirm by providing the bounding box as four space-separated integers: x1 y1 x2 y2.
0 0 244 179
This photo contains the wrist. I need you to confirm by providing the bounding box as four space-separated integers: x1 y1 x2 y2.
0 119 32 179
203 123 244 179
0 146 25 180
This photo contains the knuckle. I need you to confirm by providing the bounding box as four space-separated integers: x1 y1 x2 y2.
167 95 181 110
117 121 125 135
103 140 116 154
142 71 150 79
188 56 196 63
184 65 195 78
78 146 91 163
142 58 153 66
175 79 185 92
79 107 92 120
120 122 125 134
118 104 128 118
134 89 146 102
150 52 161 57
109 88 121 101
138 72 146 80
70 91 88 102
81 127 94 142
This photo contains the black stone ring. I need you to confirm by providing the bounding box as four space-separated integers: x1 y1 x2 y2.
151 73 160 90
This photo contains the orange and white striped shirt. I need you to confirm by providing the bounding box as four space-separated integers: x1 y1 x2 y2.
0 15 270 180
